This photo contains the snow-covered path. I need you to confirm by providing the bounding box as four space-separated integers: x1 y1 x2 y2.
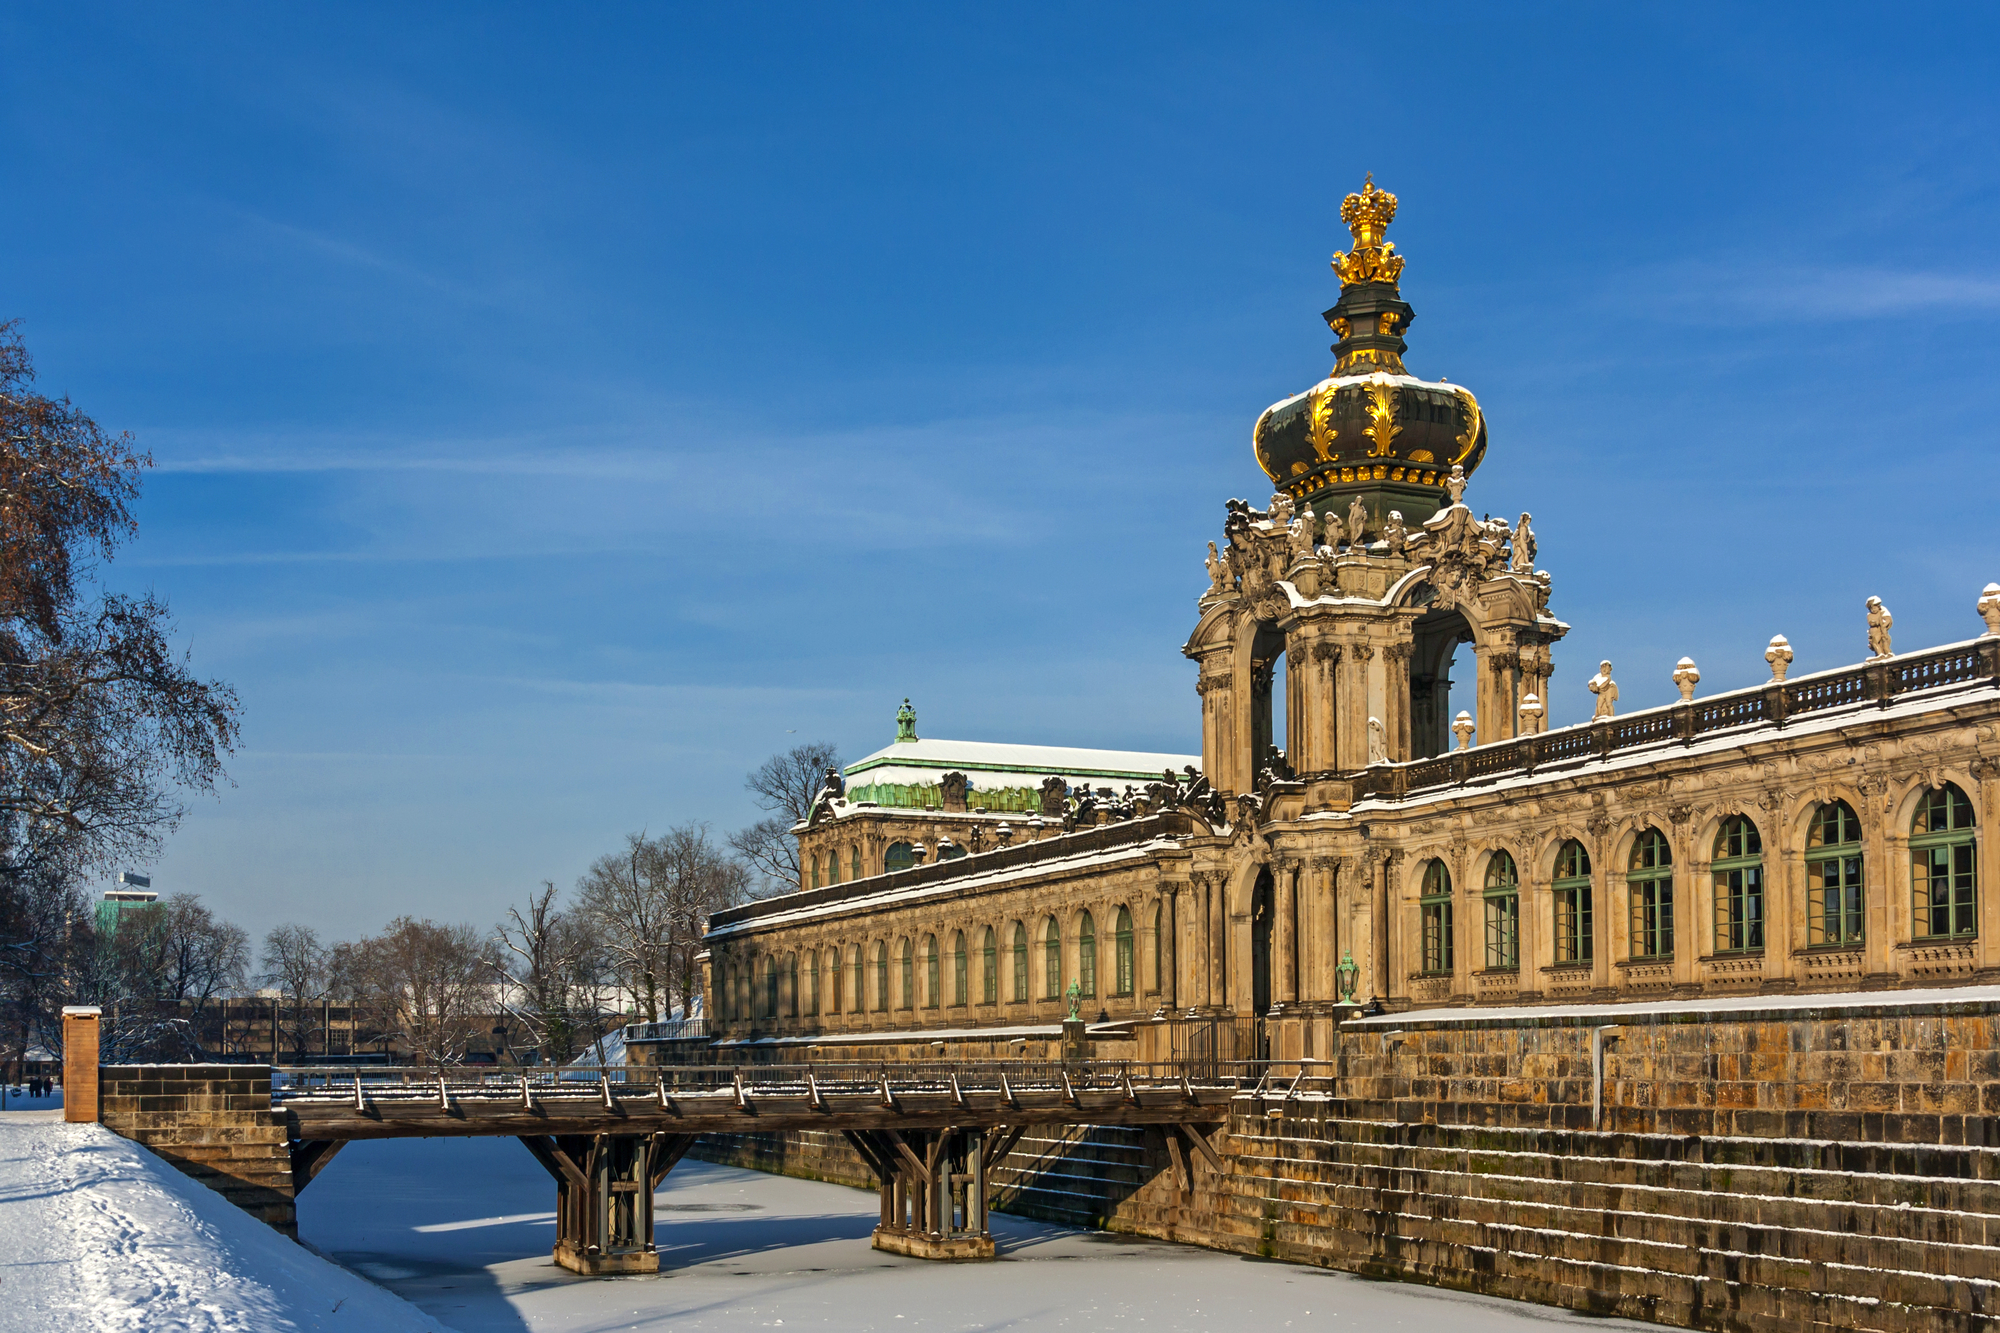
302 1136 1653 1333
0 1110 445 1333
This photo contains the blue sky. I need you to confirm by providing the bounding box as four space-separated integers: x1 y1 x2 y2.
3 4 1998 947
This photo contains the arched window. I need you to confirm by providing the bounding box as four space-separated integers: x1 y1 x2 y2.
761 957 778 1018
873 943 888 1012
1712 815 1764 954
826 851 838 886
1553 840 1593 964
851 846 862 881
981 927 997 1003
851 944 863 1013
810 856 820 890
940 841 968 861
1078 911 1098 997
1043 916 1062 999
952 931 968 1006
1628 828 1674 960
1807 800 1864 947
923 934 940 1008
1913 783 1978 939
886 842 916 874
1483 852 1520 970
1150 902 1165 993
1114 907 1134 996
1419 860 1453 974
829 946 843 1014
1012 922 1029 1002
787 953 799 1018
901 939 915 1009
805 950 819 1016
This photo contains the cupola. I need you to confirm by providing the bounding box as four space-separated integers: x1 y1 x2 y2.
1250 176 1487 531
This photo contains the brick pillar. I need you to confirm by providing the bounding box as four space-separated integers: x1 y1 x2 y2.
62 1007 100 1122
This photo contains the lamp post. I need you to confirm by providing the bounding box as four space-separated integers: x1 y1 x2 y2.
1335 950 1360 1005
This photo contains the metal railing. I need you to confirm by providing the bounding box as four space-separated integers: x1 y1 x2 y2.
269 1057 1249 1105
1354 637 1998 802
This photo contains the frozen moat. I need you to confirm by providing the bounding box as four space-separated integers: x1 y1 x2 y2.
300 1135 1654 1333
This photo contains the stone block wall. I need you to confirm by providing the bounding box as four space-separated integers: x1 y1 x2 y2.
97 1065 297 1235
1333 993 2000 1144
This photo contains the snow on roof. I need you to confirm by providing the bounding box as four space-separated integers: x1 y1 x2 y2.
846 737 1198 782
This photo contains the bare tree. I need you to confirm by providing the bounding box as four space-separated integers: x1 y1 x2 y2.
261 923 330 1060
490 882 614 1065
729 741 838 891
577 823 749 1023
0 321 239 895
77 893 248 1061
346 917 487 1065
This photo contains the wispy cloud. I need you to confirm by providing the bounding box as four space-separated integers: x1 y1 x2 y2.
1613 260 2000 324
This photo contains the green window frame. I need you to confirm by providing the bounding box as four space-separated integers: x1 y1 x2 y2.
885 842 915 874
851 846 861 880
1483 851 1520 971
1912 784 1978 940
1806 800 1865 947
1552 839 1593 964
1628 828 1675 960
1712 815 1764 954
874 944 888 1012
1078 911 1098 997
1113 907 1135 996
899 939 914 1010
1419 860 1453 975
809 857 820 890
924 935 940 1008
981 928 997 1003
952 931 968 1006
1043 917 1061 999
1012 922 1028 1001
824 852 836 887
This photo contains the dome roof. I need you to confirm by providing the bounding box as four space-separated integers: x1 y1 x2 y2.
1251 177 1487 530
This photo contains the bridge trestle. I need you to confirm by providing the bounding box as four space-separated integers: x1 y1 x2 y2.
518 1131 697 1275
845 1125 1008 1260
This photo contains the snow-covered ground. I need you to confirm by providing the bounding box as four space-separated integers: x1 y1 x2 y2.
301 1135 1655 1332
0 1110 446 1333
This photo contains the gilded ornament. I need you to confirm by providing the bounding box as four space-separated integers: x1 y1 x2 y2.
1449 385 1483 464
1331 174 1406 288
1364 378 1402 457
1306 384 1340 462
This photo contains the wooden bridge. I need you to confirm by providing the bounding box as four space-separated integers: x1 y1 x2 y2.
276 1061 1237 1273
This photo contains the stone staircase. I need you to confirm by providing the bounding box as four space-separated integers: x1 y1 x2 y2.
1212 1114 2000 1333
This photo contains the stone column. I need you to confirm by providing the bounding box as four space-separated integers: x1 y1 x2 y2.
62 1006 100 1123
1275 861 1298 1005
1164 884 1179 1009
1371 855 1391 1003
1206 874 1225 1012
1384 642 1413 763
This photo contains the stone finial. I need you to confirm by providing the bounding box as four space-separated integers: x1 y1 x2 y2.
909 842 929 866
1764 635 1793 682
1451 710 1475 751
1979 584 2000 637
1587 661 1617 720
1672 657 1700 703
1518 692 1544 732
1865 596 1893 660
994 822 1014 847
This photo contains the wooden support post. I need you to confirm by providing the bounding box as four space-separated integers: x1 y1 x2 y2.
520 1133 662 1276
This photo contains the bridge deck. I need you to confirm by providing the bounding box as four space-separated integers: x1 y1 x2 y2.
277 1064 1238 1141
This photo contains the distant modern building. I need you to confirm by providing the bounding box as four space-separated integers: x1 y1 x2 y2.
96 873 157 937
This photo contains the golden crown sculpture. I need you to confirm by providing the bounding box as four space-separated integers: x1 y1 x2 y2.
1332 174 1405 287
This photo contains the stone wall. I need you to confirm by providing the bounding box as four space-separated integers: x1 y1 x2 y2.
96 1065 297 1235
1335 989 2000 1144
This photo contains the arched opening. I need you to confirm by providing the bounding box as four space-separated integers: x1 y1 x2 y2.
885 842 916 874
1409 601 1476 757
1113 907 1134 997
1250 866 1274 1013
1250 623 1288 775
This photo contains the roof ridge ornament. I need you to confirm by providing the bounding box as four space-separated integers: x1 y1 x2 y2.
895 698 918 743
1332 174 1405 289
